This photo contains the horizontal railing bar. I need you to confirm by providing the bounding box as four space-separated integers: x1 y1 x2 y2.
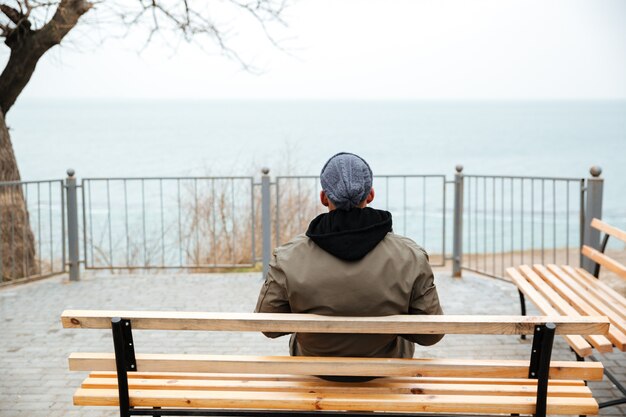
61 311 610 335
0 179 63 186
0 271 66 288
276 175 447 179
82 176 254 181
85 264 255 270
463 175 584 181
1 175 582 184
376 175 446 179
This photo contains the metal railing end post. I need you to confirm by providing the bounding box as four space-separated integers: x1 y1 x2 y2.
261 168 271 279
582 165 603 273
65 169 80 282
452 164 464 277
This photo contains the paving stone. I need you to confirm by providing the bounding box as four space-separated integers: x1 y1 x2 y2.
0 269 624 416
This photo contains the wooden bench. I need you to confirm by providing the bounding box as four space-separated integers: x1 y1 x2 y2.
507 218 626 408
62 310 609 417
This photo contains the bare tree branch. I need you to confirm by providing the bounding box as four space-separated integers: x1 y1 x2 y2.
1 4 25 25
0 0 293 112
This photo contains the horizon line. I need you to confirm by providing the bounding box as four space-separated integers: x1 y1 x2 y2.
16 97 626 103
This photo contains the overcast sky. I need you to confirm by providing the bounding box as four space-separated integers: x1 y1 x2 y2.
13 0 626 100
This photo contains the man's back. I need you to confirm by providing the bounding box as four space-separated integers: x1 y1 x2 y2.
255 207 443 358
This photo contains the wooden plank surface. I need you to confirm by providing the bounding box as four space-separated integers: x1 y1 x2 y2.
518 266 613 352
534 265 625 350
60 310 609 335
582 245 626 280
68 353 605 381
573 267 626 308
81 376 593 397
543 265 626 339
591 218 626 243
88 371 587 386
506 267 593 357
556 265 626 319
88 371 588 386
73 388 599 415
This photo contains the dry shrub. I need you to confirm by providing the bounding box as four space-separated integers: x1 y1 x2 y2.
181 177 324 271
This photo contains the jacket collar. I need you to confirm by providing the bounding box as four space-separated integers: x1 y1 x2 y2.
305 207 392 261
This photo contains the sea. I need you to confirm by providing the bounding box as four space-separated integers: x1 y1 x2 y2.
6 99 626 264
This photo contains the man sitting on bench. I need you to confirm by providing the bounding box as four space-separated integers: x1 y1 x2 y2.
255 152 444 377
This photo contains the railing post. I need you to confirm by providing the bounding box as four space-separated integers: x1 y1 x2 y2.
261 168 271 279
582 165 603 273
65 169 80 281
452 164 464 277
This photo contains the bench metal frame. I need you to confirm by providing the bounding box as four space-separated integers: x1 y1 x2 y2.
110 317 557 417
583 230 626 408
117 411 541 417
517 229 626 410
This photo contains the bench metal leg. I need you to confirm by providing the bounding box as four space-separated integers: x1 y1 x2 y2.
600 398 626 408
528 323 556 417
112 317 137 417
518 290 527 340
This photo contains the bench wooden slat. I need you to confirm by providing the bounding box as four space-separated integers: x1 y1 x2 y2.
535 265 626 350
546 265 626 335
518 266 613 353
573 266 626 308
73 388 599 415
81 376 593 397
582 245 626 281
506 267 593 357
60 310 609 335
87 371 587 386
591 218 626 244
68 353 605 381
557 265 626 319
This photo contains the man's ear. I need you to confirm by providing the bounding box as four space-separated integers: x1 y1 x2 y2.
365 188 375 204
320 190 330 207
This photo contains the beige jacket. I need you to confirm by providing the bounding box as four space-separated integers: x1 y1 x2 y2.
255 232 444 358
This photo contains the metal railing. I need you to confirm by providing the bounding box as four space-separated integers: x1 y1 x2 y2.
0 165 607 283
461 174 584 278
79 176 256 270
450 166 604 280
0 179 65 283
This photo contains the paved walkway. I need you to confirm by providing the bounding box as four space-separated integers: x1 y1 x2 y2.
0 269 624 417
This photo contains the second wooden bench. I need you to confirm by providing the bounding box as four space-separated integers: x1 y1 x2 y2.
507 218 626 409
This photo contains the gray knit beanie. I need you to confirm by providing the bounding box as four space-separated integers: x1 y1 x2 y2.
320 152 373 211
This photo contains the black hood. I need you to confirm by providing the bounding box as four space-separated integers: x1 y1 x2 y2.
305 207 392 261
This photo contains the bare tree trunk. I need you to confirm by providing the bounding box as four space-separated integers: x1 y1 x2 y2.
0 0 92 280
0 111 37 280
